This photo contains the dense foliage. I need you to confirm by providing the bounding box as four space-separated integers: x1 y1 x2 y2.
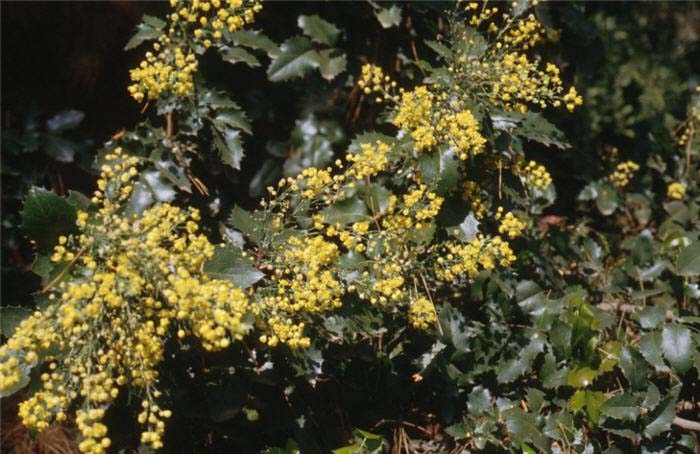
1 1 699 453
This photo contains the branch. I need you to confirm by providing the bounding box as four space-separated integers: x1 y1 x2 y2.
673 416 700 432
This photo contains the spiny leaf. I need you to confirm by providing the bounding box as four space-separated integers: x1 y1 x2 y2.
230 29 279 57
297 15 340 46
374 5 402 28
267 37 320 82
21 187 77 251
676 241 700 276
204 245 264 289
661 324 693 374
0 306 33 338
219 46 261 67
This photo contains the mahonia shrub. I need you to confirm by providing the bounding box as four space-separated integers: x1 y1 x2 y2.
1 1 699 453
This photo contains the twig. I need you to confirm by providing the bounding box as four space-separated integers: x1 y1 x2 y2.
673 416 700 432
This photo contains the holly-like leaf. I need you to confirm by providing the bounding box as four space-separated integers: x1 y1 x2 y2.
219 46 261 67
230 29 279 57
46 110 85 133
596 183 619 216
644 392 679 439
517 113 571 149
569 390 606 426
267 37 320 82
124 16 165 50
374 5 402 28
297 15 340 46
676 241 700 276
661 324 693 374
21 187 78 251
0 306 33 338
315 49 347 81
228 205 262 244
601 393 641 421
213 127 245 169
204 245 264 289
213 109 252 135
320 197 368 225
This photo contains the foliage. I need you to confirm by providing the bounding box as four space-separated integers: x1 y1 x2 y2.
1 1 700 453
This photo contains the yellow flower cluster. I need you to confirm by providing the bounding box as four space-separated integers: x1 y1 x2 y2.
438 109 487 159
408 296 437 330
393 86 486 158
403 185 444 223
170 0 261 40
520 160 552 191
461 181 489 219
298 167 333 199
258 235 343 348
0 148 251 453
346 141 392 180
393 86 438 151
128 0 261 102
563 86 584 112
609 160 640 189
435 236 516 281
497 210 526 239
128 44 197 102
676 102 699 147
358 64 397 103
667 181 686 200
457 5 581 113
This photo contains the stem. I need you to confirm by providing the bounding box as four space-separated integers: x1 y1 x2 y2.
673 416 700 432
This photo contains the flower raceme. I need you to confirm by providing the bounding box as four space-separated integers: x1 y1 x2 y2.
1 148 251 453
128 0 262 102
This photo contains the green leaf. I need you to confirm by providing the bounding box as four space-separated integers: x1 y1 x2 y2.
502 408 549 452
44 135 78 162
595 183 619 216
569 390 606 426
566 367 599 388
220 46 261 67
638 331 666 371
417 148 461 195
601 393 641 421
320 197 368 225
618 347 650 391
21 187 77 251
316 49 347 81
517 113 571 149
47 110 84 132
230 29 279 57
0 347 36 397
467 386 492 414
267 37 320 82
362 183 391 215
213 127 245 169
66 190 91 210
676 241 700 276
636 305 666 330
425 40 453 61
497 335 545 383
124 16 165 50
0 306 33 338
228 205 262 244
644 393 678 439
204 245 264 289
297 15 340 46
661 324 693 374
438 303 470 352
126 181 154 216
457 213 480 242
213 109 252 134
374 5 402 28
